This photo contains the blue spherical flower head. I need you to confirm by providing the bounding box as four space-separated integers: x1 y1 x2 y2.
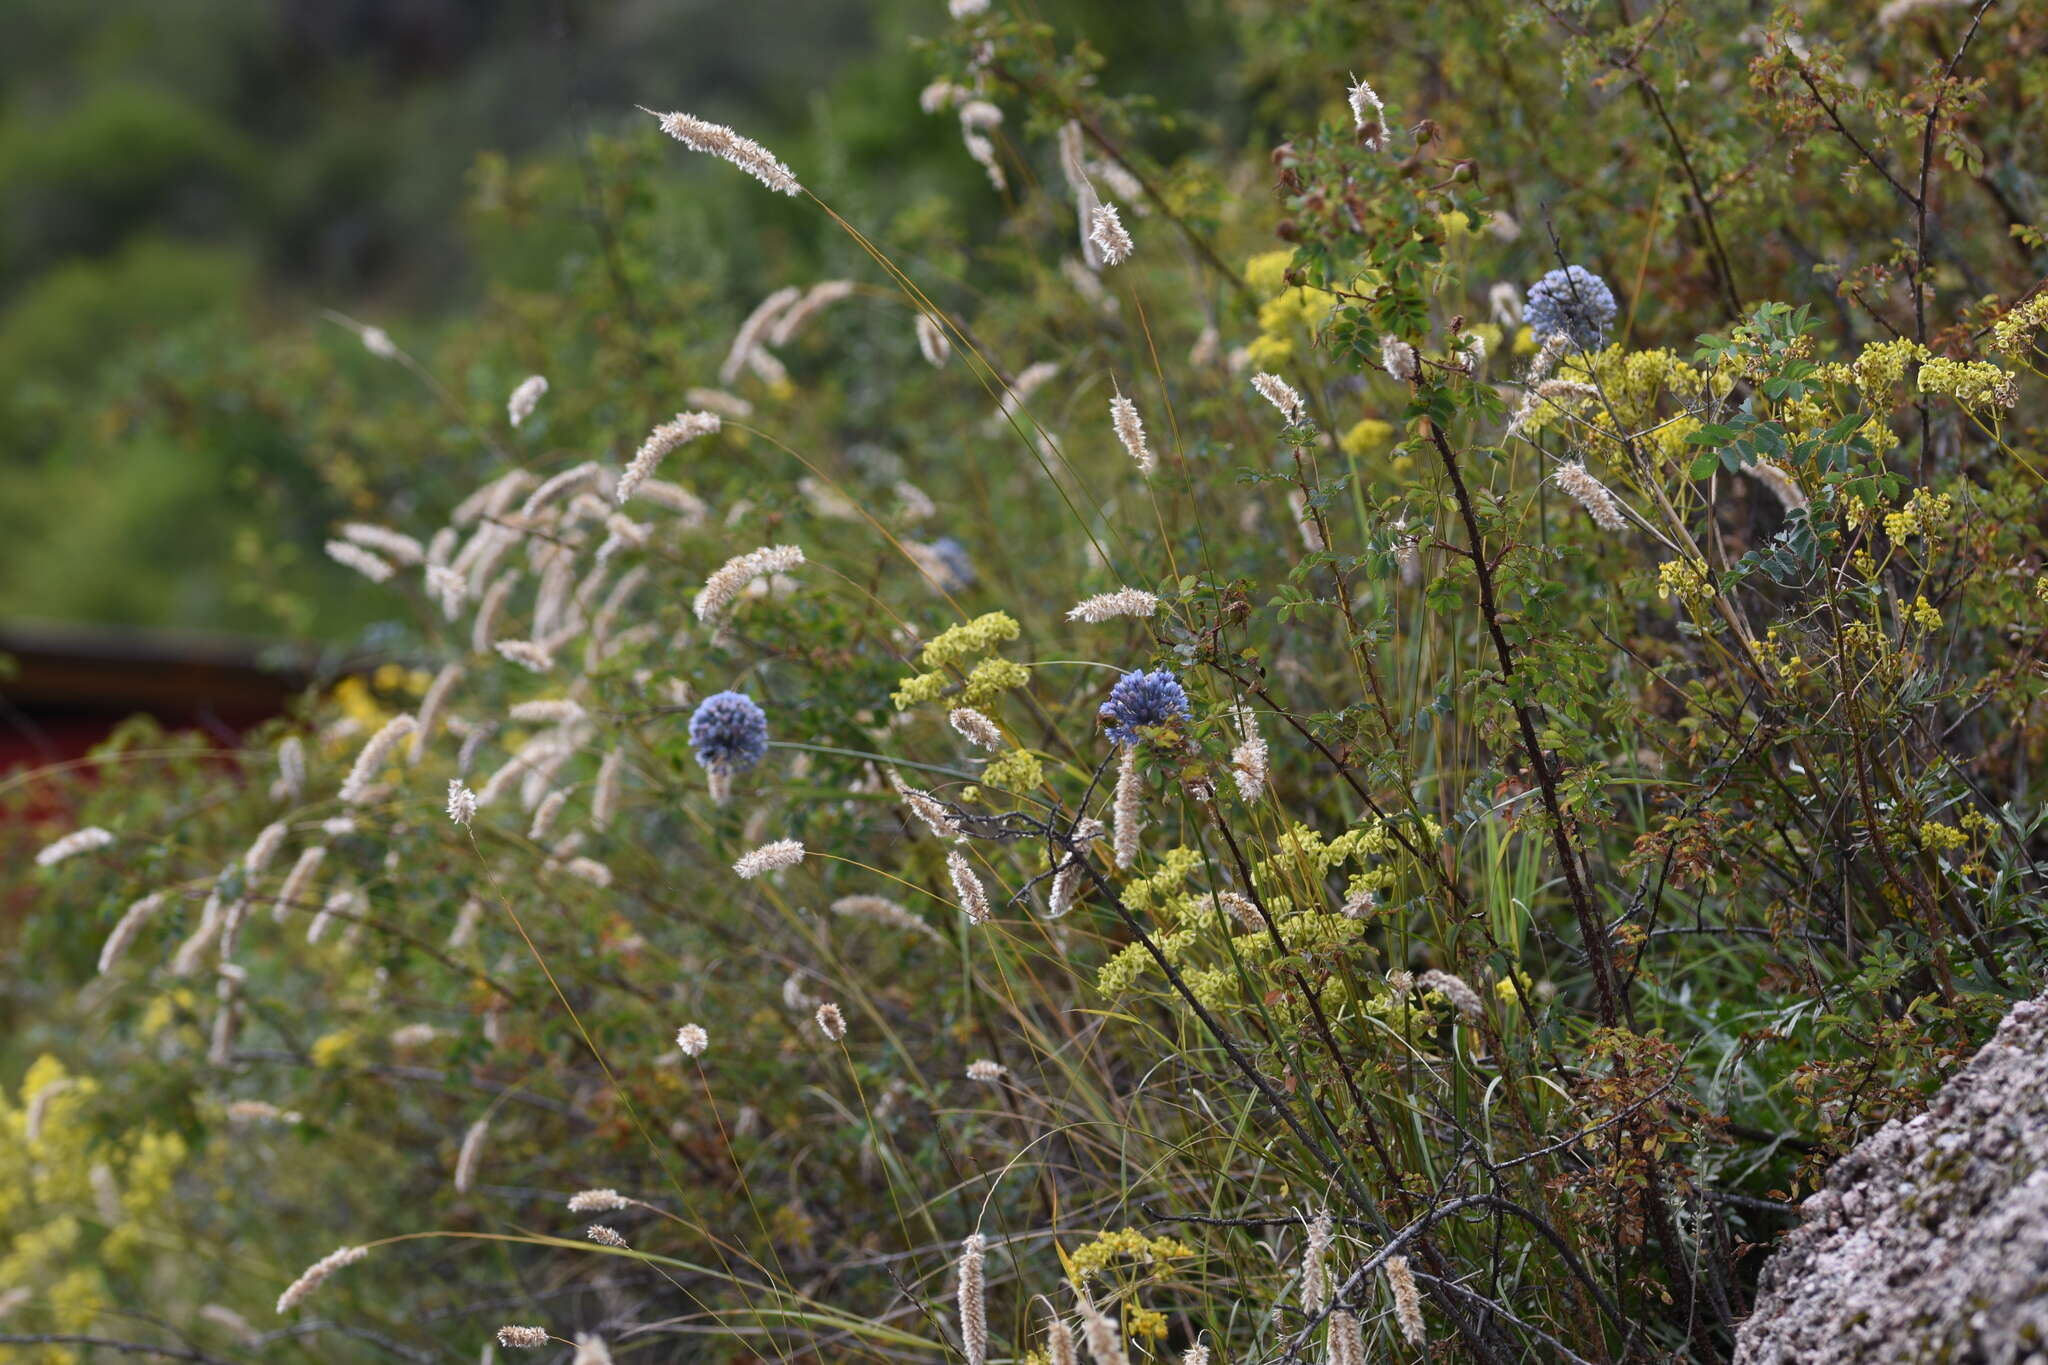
929 537 977 590
1099 669 1192 746
688 690 770 774
1524 265 1618 350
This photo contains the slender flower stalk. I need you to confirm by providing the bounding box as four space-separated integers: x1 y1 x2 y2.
98 893 166 974
1251 372 1305 423
453 1116 491 1193
1067 586 1158 622
507 374 547 427
916 313 951 367
326 540 394 584
957 1233 988 1365
1113 748 1142 869
734 839 805 879
694 545 805 624
1348 76 1388 148
1386 1254 1427 1344
1552 461 1629 532
339 716 418 804
276 1245 369 1315
1088 203 1133 265
271 846 326 924
1302 1208 1334 1312
1109 393 1155 473
619 412 721 504
410 663 466 761
947 850 991 924
644 108 801 195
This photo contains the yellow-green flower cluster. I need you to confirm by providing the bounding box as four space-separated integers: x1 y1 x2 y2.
1657 559 1712 607
1120 846 1204 917
1882 487 1954 542
893 612 1026 709
1244 250 1339 369
1990 293 2048 357
979 748 1044 794
1917 356 2018 409
1065 1226 1196 1280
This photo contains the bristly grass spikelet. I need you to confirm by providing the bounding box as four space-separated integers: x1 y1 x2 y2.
619 412 720 504
276 1245 369 1315
643 108 801 195
957 1232 988 1365
1088 202 1133 265
1068 586 1158 623
734 839 805 879
1109 393 1155 473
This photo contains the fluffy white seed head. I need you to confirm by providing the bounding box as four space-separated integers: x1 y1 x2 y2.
814 1001 846 1041
1386 1254 1426 1344
694 545 805 624
585 1225 628 1249
507 374 548 427
276 1245 369 1315
949 708 1004 750
454 1116 491 1193
619 412 721 505
733 839 805 880
1109 394 1154 473
1348 76 1388 149
1067 587 1158 623
1553 461 1629 533
447 781 478 827
958 1233 988 1365
644 108 801 195
339 716 418 805
675 1023 709 1057
567 1189 631 1213
915 312 952 367
1113 748 1143 869
947 850 991 925
326 540 395 584
1087 202 1133 266
965 1059 1008 1083
35 826 115 868
496 1326 550 1349
1381 334 1419 381
1251 372 1305 423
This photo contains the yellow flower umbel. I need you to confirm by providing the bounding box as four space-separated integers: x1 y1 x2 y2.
1657 559 1712 607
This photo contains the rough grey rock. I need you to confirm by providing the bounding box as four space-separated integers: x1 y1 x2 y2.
1734 994 2048 1365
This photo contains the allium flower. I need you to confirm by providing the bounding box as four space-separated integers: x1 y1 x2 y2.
619 412 721 504
675 1023 709 1057
1251 372 1305 423
339 715 417 804
694 545 805 623
688 691 770 775
497 1326 550 1349
1348 76 1387 148
568 1189 632 1213
1098 669 1191 745
965 1059 1008 1083
326 540 394 584
447 781 478 827
507 374 548 427
734 839 804 879
814 1001 847 1041
585 1225 629 1248
36 825 115 868
644 108 801 195
1068 587 1158 623
947 850 991 924
1553 461 1629 532
276 1245 369 1314
1109 394 1154 473
1381 335 1419 381
958 1232 988 1365
916 313 952 367
1088 203 1133 266
1524 265 1618 350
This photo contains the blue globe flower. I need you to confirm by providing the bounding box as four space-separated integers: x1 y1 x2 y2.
1524 265 1618 350
1099 669 1192 746
688 690 770 773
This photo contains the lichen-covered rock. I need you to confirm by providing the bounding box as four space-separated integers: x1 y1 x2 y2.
1735 995 2048 1365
